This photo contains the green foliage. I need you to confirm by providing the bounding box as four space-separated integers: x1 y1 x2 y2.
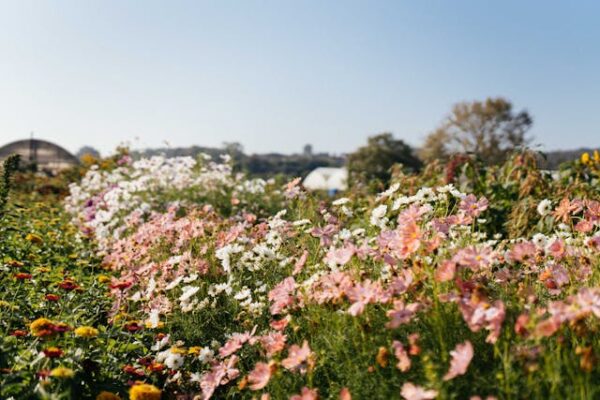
0 154 20 219
347 133 422 188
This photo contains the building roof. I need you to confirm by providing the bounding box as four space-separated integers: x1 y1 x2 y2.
303 167 348 191
0 139 79 170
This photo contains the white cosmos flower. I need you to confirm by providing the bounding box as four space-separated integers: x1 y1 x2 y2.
537 199 552 216
532 233 548 248
370 205 388 227
147 309 160 328
332 197 350 206
179 286 200 302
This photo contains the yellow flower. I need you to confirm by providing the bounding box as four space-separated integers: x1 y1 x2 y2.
188 346 202 355
74 326 99 338
98 275 111 283
581 152 591 164
144 320 164 329
50 366 74 379
30 318 55 336
96 391 122 400
129 383 161 400
170 346 187 355
594 150 600 163
26 233 44 244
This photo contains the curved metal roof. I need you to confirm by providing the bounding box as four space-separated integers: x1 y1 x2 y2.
0 139 79 167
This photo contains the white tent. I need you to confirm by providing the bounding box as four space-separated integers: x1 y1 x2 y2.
303 167 348 191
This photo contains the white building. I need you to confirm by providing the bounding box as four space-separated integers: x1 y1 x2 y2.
303 167 348 192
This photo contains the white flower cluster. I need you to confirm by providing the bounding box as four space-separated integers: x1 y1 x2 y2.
65 155 267 250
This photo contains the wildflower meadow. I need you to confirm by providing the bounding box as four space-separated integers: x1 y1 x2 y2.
2 150 600 400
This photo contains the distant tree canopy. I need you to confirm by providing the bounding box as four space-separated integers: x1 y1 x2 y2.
347 133 422 185
76 146 101 160
419 97 533 165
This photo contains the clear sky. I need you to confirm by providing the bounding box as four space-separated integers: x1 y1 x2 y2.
0 0 598 156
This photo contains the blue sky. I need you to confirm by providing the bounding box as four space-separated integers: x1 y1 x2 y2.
0 0 598 156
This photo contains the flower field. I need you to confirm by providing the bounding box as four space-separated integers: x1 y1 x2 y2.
2 151 600 400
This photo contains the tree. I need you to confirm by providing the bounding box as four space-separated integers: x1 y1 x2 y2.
76 146 101 160
347 133 421 185
418 129 450 163
420 97 533 165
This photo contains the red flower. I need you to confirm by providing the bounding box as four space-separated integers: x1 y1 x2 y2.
122 365 145 377
124 322 143 333
59 279 79 291
110 280 133 290
138 357 153 367
52 323 71 333
43 347 63 358
36 369 51 379
11 330 28 337
45 294 60 302
15 273 32 280
147 362 165 373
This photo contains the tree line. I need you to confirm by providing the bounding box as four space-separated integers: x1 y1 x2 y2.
76 97 596 183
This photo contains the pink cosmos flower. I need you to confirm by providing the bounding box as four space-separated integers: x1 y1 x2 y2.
534 317 561 338
408 333 421 355
400 382 438 400
247 362 272 391
443 340 474 380
200 355 240 399
310 271 353 305
435 260 456 282
509 241 537 264
325 244 355 266
540 263 569 295
575 219 593 233
574 287 600 318
453 246 495 271
386 300 420 329
293 250 309 275
587 235 600 251
533 288 600 339
281 341 313 373
387 269 414 296
392 340 411 372
553 198 582 223
268 277 296 315
259 332 287 357
339 387 352 400
270 316 291 331
284 177 303 199
458 298 505 344
346 280 384 316
389 220 422 260
514 314 530 337
219 331 254 358
459 194 489 217
311 224 338 247
547 239 566 259
290 387 318 400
